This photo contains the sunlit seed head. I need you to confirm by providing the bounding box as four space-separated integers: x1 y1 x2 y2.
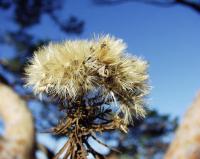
25 34 149 124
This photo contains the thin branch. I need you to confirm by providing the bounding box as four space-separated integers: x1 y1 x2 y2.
93 0 200 13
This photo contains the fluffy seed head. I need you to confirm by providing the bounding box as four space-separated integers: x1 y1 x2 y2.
25 35 149 124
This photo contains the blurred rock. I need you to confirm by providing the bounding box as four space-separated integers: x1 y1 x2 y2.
0 82 35 159
165 91 200 159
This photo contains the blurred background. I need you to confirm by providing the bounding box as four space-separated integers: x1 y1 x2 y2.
0 0 200 159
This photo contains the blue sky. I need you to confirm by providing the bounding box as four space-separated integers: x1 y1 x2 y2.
68 0 200 118
1 0 200 118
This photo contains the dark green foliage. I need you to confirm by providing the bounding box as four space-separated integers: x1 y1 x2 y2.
105 110 177 158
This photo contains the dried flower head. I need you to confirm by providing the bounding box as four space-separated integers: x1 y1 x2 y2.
25 35 149 159
25 35 149 124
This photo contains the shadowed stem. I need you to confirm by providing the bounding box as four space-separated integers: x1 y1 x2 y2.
51 101 127 159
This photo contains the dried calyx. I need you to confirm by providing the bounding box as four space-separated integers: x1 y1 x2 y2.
25 35 149 159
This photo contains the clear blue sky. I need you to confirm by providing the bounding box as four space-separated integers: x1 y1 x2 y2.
1 0 200 118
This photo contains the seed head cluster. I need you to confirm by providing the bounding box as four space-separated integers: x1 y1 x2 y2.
25 35 149 124
25 35 149 159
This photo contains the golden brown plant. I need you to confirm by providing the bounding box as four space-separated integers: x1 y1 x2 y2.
25 35 149 159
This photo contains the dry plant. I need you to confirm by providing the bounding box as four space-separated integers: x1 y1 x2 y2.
25 35 149 159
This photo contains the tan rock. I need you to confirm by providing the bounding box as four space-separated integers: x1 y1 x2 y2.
165 92 200 159
0 83 35 159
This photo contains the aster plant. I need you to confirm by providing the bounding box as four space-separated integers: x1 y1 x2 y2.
25 35 149 159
